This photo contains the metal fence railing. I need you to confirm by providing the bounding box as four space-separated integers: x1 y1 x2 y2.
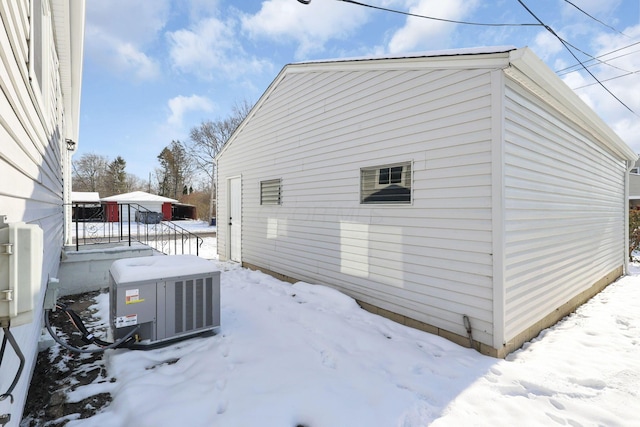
69 203 203 256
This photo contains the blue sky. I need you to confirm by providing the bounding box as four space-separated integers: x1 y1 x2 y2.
78 0 640 180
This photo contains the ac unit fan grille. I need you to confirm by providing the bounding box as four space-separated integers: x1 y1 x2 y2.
174 277 215 334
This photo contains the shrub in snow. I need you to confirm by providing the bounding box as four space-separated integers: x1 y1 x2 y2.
630 209 640 261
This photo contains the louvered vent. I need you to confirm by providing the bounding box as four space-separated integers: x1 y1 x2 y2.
260 179 282 205
174 277 215 333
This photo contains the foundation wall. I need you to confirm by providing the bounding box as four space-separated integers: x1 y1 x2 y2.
243 262 623 358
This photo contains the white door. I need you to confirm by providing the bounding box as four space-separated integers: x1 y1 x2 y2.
228 176 242 262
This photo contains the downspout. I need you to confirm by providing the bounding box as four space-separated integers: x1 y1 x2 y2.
63 140 77 246
625 159 634 275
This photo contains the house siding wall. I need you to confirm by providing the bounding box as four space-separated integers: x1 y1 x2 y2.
218 66 496 345
0 1 70 423
629 174 640 204
502 79 626 343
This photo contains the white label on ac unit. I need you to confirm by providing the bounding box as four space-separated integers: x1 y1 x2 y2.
115 314 138 328
125 288 144 304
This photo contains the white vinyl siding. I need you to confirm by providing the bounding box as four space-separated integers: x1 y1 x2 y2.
30 0 61 131
0 1 79 421
217 49 634 356
0 0 65 245
218 66 495 345
502 79 626 342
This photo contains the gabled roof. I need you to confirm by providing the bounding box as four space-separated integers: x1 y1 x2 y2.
217 46 636 164
101 191 178 203
294 45 517 65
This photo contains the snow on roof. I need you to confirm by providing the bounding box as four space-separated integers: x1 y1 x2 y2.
294 45 518 65
101 191 178 203
71 191 100 202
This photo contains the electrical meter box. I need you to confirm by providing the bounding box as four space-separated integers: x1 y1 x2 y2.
0 218 43 326
109 254 220 347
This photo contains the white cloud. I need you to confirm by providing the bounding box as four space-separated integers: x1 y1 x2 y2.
564 24 640 152
560 0 622 20
84 0 170 80
85 27 160 80
531 30 564 62
167 16 271 80
184 0 223 22
241 0 370 58
167 95 215 128
86 0 170 45
387 0 480 53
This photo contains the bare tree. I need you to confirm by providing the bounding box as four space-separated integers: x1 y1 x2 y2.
187 100 252 219
73 152 147 197
124 172 147 193
72 153 109 193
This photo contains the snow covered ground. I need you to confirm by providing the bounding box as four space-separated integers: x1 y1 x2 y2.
46 236 639 427
170 220 217 234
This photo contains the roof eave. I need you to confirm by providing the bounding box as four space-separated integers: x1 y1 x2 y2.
51 0 85 144
507 47 637 162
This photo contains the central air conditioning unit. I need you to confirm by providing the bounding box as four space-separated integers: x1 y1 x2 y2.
109 254 220 347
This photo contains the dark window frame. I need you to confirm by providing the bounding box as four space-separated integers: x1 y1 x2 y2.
361 162 412 205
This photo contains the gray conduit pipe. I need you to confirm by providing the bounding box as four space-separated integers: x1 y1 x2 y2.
463 314 475 350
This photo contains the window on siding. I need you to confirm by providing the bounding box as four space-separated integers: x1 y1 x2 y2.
30 0 60 129
30 0 49 98
260 179 282 205
361 162 412 204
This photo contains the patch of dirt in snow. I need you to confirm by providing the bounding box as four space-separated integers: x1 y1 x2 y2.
21 291 112 427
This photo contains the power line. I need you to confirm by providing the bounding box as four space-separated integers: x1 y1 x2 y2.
562 0 631 38
556 40 640 75
301 0 543 27
516 0 636 115
572 69 640 90
298 0 638 115
556 37 633 74
322 0 637 83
